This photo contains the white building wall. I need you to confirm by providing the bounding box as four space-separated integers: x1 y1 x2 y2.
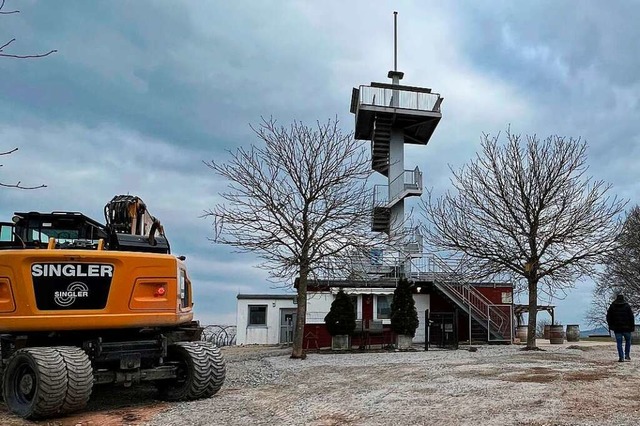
236 290 431 345
236 297 296 345
306 292 334 324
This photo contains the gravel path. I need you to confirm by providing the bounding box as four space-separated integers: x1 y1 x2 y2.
1 343 636 425
145 342 640 426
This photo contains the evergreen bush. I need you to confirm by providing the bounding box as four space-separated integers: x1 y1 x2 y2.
390 277 419 337
324 289 356 336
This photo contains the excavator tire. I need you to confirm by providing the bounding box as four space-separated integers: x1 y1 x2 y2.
198 342 226 398
156 341 224 401
56 346 94 414
2 348 67 419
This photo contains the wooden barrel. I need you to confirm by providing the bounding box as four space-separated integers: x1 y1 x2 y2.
566 324 580 342
549 325 564 344
543 324 550 340
516 325 528 342
632 324 640 344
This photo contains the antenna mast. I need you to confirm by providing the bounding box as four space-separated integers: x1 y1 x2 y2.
393 11 398 72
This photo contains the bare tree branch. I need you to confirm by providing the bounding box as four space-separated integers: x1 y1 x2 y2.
1 2 51 190
204 117 381 358
1 148 47 189
1 1 57 59
0 0 18 14
422 128 627 348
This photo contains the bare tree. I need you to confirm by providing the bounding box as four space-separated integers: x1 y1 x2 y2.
585 283 614 331
1 0 53 190
0 0 56 59
595 206 640 308
204 118 378 358
422 129 626 349
587 206 640 328
1 148 46 189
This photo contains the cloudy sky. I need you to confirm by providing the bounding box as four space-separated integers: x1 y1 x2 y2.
1 1 639 329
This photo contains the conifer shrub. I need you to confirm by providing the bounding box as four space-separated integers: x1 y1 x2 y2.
324 289 356 336
390 277 419 337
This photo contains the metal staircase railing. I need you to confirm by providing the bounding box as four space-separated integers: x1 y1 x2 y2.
423 255 511 341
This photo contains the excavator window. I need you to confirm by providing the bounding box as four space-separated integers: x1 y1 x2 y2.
0 223 13 242
30 228 79 244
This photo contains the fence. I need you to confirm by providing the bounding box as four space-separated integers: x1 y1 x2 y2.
202 325 237 347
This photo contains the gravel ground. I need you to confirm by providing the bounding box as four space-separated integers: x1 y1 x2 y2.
145 341 640 426
2 342 639 425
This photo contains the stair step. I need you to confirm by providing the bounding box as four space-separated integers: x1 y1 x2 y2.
373 165 389 172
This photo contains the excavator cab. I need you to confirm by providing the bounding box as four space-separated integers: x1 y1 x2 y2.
0 195 170 253
4 212 107 250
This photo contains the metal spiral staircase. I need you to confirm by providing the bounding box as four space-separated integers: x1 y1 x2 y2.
371 115 393 176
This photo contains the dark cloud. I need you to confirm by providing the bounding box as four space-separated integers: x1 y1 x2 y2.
0 1 341 154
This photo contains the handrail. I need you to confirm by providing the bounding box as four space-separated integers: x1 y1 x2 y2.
359 85 442 112
428 255 497 308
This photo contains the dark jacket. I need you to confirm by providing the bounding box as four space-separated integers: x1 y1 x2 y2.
607 295 635 333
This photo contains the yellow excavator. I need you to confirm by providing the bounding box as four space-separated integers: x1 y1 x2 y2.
0 195 225 419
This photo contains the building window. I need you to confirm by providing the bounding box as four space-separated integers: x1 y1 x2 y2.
377 295 391 319
248 305 267 326
349 295 358 319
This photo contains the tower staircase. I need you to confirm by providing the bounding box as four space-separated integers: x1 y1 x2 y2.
415 255 512 342
371 115 393 176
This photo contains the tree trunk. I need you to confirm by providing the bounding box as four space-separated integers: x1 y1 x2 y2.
291 268 308 359
526 276 538 349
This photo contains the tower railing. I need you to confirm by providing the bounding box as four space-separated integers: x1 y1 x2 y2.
358 85 442 112
389 168 422 202
373 169 422 210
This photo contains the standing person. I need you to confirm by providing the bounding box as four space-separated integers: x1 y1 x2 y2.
606 294 635 362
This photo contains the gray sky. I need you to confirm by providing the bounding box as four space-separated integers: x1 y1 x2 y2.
2 1 638 328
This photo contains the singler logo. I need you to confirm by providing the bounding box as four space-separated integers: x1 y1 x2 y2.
54 282 90 307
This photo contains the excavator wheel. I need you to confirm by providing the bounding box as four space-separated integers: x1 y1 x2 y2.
156 341 225 401
2 348 67 419
56 346 94 414
199 342 226 397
